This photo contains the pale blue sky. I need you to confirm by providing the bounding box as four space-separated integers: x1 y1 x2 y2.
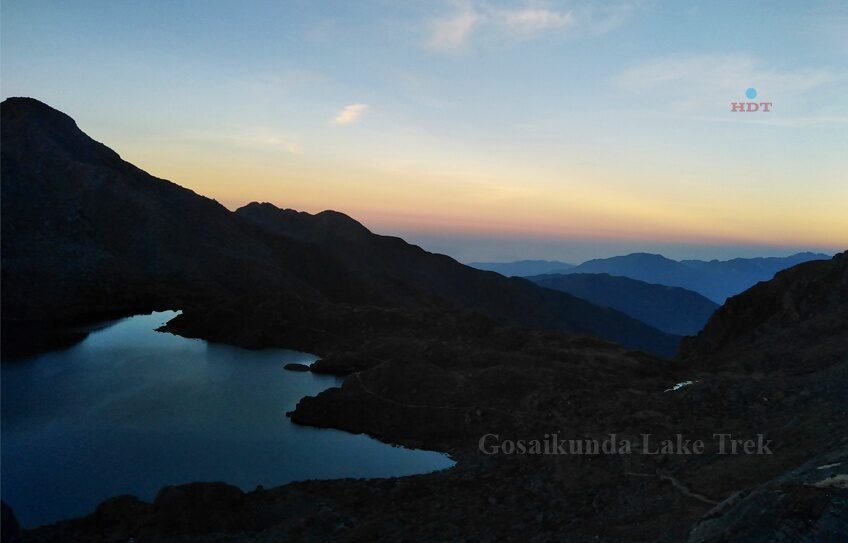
2 1 846 262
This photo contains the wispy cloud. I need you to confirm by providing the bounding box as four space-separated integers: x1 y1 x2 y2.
493 8 574 35
332 104 369 125
180 127 303 154
618 55 829 93
427 8 480 52
681 115 848 128
235 130 303 154
425 1 635 53
272 140 304 155
580 2 636 35
616 55 833 111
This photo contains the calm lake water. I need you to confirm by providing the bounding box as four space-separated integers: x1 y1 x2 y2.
1 311 454 528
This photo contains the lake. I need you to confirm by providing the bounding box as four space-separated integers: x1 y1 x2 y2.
1 311 455 528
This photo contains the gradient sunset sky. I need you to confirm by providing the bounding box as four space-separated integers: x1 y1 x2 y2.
2 1 846 262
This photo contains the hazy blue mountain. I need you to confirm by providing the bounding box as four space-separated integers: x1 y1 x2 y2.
468 260 574 276
564 252 831 303
529 273 719 336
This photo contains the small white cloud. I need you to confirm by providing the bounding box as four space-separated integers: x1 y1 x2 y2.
332 103 369 125
427 9 480 53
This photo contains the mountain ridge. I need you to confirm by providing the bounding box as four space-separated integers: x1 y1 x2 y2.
565 252 831 302
469 259 574 276
1 97 679 357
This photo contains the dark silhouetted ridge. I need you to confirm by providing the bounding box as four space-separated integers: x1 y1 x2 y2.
235 201 681 356
1 97 681 357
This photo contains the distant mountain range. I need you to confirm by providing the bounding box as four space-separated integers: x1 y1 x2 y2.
0 97 679 357
479 252 831 303
469 260 574 276
528 273 718 336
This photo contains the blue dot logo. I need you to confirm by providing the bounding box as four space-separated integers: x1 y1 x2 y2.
745 88 757 100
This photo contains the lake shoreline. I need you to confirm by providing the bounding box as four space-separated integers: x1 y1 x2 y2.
2 312 455 529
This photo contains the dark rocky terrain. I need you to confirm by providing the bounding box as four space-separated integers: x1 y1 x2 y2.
562 252 831 303
18 251 848 542
2 97 846 542
528 273 719 336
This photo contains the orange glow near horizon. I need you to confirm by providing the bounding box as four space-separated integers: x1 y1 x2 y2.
122 144 848 255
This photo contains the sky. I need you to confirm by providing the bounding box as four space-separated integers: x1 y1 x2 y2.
2 0 846 263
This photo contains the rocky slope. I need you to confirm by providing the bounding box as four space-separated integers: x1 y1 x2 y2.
468 259 574 276
231 202 680 355
679 251 848 372
1 98 366 353
1 97 679 357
